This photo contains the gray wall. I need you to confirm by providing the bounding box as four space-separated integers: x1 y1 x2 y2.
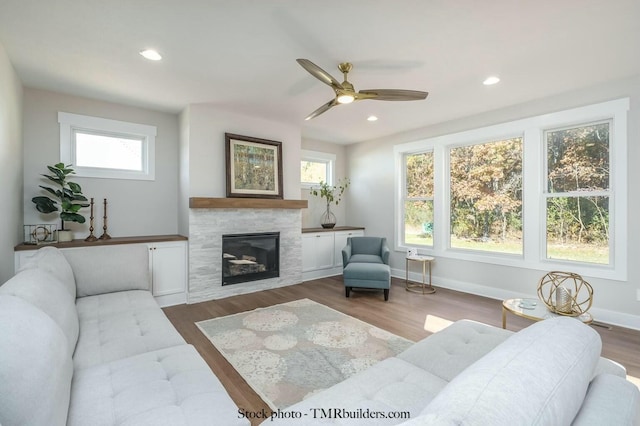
300 138 348 229
346 75 640 327
0 42 23 282
22 88 180 238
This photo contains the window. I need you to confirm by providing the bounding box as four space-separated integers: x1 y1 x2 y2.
394 98 628 281
301 150 335 186
58 112 156 180
403 151 434 246
545 122 610 265
449 137 523 255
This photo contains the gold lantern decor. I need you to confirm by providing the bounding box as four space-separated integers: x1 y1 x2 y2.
537 271 593 316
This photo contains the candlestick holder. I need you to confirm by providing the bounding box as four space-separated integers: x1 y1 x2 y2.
99 198 112 240
84 198 98 242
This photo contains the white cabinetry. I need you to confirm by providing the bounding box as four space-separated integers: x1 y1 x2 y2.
302 232 335 272
301 228 364 281
147 241 187 307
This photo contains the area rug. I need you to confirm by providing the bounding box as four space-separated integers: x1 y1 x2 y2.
196 298 414 410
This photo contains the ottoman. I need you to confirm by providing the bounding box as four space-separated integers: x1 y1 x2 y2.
343 262 391 301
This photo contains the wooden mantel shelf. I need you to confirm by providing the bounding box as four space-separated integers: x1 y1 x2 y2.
189 197 308 209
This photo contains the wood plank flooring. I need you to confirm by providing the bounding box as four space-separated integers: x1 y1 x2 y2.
163 276 640 424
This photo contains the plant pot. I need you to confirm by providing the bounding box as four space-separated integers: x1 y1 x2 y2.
321 204 336 229
55 230 74 242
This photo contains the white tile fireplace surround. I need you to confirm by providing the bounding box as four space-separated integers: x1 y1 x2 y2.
188 198 307 303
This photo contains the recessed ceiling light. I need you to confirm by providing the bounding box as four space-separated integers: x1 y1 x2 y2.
139 49 162 61
483 76 500 85
367 115 378 122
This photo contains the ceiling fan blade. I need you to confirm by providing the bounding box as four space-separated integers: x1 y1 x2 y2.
297 59 343 91
305 99 338 120
358 89 429 101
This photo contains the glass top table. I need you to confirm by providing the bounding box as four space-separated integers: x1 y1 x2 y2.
502 298 593 329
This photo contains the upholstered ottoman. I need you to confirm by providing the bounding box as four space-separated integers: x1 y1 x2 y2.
343 262 391 301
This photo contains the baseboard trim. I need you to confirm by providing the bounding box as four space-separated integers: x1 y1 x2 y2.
392 268 640 331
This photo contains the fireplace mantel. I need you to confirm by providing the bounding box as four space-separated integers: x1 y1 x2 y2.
189 197 307 209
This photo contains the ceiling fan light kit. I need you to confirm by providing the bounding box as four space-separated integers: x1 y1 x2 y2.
297 58 428 120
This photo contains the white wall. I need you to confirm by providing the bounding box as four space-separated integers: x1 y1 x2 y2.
300 138 349 229
183 104 301 199
346 75 640 328
0 43 23 282
22 89 180 238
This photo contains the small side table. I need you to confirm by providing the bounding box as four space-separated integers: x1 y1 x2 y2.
405 255 435 294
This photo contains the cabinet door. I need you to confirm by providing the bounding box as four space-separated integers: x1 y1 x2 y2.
149 242 187 296
334 230 364 267
302 233 335 272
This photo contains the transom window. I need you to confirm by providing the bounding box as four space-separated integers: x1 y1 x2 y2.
394 98 628 281
301 150 335 187
59 112 156 180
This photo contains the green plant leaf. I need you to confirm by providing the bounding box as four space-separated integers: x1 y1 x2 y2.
32 196 58 213
68 181 82 193
60 212 86 224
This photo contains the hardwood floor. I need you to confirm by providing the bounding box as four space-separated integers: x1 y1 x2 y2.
163 276 640 424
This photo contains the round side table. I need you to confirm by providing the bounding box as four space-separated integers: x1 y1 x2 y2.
405 255 436 294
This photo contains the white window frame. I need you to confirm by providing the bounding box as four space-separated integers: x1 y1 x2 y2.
401 150 434 248
394 98 628 281
58 112 156 181
300 150 335 188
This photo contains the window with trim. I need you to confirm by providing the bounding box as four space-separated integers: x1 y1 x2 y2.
301 150 335 186
449 137 523 255
58 112 156 180
545 121 610 265
394 98 628 281
403 151 434 247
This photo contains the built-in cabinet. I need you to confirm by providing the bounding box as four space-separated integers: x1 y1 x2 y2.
302 227 364 281
14 235 188 307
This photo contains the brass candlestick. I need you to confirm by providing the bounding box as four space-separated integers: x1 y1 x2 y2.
98 198 112 240
84 198 98 242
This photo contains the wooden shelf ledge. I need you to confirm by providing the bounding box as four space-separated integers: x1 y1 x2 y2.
189 197 308 209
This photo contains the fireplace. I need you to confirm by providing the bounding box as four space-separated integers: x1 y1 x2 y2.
222 232 280 285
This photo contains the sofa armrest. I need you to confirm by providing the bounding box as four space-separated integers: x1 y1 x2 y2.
342 245 352 267
63 244 151 297
572 374 640 426
381 239 390 264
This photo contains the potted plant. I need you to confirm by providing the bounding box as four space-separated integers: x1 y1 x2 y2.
310 178 350 228
32 163 89 242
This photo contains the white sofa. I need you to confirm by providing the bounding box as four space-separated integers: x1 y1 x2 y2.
0 245 248 426
269 317 640 425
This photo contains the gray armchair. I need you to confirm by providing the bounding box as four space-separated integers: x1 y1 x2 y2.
342 237 390 267
341 237 391 301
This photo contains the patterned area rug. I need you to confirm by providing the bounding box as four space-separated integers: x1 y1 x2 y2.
196 298 413 410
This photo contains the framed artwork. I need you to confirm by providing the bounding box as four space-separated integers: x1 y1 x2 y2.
225 133 283 199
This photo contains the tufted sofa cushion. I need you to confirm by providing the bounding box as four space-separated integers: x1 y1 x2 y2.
64 244 151 297
269 356 448 425
411 317 602 425
397 319 512 382
0 268 79 354
68 344 248 426
18 245 77 298
73 290 185 370
0 295 74 426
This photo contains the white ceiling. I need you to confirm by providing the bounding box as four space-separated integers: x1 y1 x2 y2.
1 0 639 144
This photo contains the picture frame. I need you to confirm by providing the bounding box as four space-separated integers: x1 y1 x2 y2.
225 133 283 199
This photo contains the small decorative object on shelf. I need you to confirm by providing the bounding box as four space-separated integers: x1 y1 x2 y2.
537 271 593 316
310 178 350 229
23 224 58 245
84 198 98 242
99 198 112 240
31 163 89 242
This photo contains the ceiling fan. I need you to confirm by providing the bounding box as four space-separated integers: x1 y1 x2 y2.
297 58 429 120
